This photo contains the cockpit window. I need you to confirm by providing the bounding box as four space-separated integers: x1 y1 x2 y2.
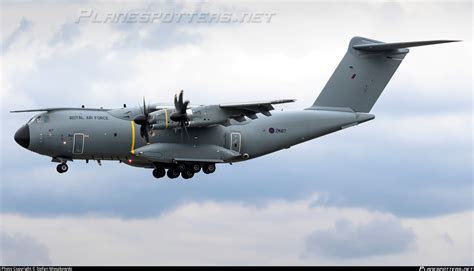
28 113 49 124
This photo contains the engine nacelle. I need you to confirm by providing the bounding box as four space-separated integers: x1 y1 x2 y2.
148 109 180 130
186 105 229 127
149 105 230 130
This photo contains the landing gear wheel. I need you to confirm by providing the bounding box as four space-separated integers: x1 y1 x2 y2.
56 163 68 173
182 170 194 179
167 168 180 179
177 163 187 172
153 167 166 179
203 163 215 174
191 163 201 173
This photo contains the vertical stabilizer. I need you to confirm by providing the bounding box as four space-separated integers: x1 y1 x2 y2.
311 37 459 113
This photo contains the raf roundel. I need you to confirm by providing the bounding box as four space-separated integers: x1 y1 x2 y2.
269 127 275 134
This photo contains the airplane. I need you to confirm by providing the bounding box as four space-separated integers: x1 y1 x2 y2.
12 37 458 179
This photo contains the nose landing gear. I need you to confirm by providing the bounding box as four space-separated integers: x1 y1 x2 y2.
56 163 68 173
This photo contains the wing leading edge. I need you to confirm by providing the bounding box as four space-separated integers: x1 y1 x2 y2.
10 107 110 113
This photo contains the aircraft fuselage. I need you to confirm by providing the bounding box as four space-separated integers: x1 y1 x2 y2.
17 108 374 169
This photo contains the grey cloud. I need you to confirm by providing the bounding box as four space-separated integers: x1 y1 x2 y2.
2 18 33 53
1 140 471 219
110 1 245 51
371 85 472 116
49 23 81 46
4 46 121 108
304 218 415 258
0 231 52 265
111 2 200 50
442 232 455 246
113 23 200 51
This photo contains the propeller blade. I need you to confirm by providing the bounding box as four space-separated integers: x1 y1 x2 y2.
178 90 184 111
136 97 152 143
184 125 190 139
174 93 179 111
170 90 191 141
182 100 189 112
140 124 150 143
143 97 148 116
144 131 149 143
170 90 191 122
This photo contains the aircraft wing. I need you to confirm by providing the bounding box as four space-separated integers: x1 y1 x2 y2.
153 103 178 110
10 107 110 113
219 99 295 119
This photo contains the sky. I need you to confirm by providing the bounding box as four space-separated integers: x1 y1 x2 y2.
0 0 472 266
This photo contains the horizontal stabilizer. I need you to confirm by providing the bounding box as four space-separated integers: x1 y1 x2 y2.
353 40 460 52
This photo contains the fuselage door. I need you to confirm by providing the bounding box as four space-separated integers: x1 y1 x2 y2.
230 132 241 153
72 133 85 154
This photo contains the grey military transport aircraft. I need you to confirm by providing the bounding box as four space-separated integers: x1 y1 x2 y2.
12 37 458 179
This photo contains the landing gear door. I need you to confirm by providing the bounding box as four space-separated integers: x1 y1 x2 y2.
72 133 84 154
230 132 241 153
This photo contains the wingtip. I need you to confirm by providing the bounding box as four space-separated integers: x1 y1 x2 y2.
439 40 462 43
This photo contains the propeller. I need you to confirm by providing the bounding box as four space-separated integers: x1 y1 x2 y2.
134 97 152 143
170 90 191 139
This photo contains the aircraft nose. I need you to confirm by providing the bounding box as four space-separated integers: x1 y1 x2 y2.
14 124 30 149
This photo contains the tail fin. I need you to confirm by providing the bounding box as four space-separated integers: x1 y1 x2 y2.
311 37 459 113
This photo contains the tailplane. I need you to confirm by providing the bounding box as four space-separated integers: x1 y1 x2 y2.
311 37 459 113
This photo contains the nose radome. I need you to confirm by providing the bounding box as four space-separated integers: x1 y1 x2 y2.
14 124 30 149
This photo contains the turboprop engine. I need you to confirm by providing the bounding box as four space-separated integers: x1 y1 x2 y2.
147 109 183 130
148 106 230 130
143 90 246 133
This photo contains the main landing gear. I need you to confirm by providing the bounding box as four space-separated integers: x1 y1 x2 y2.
202 163 216 174
152 162 216 180
56 163 68 173
167 167 181 179
152 167 166 178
